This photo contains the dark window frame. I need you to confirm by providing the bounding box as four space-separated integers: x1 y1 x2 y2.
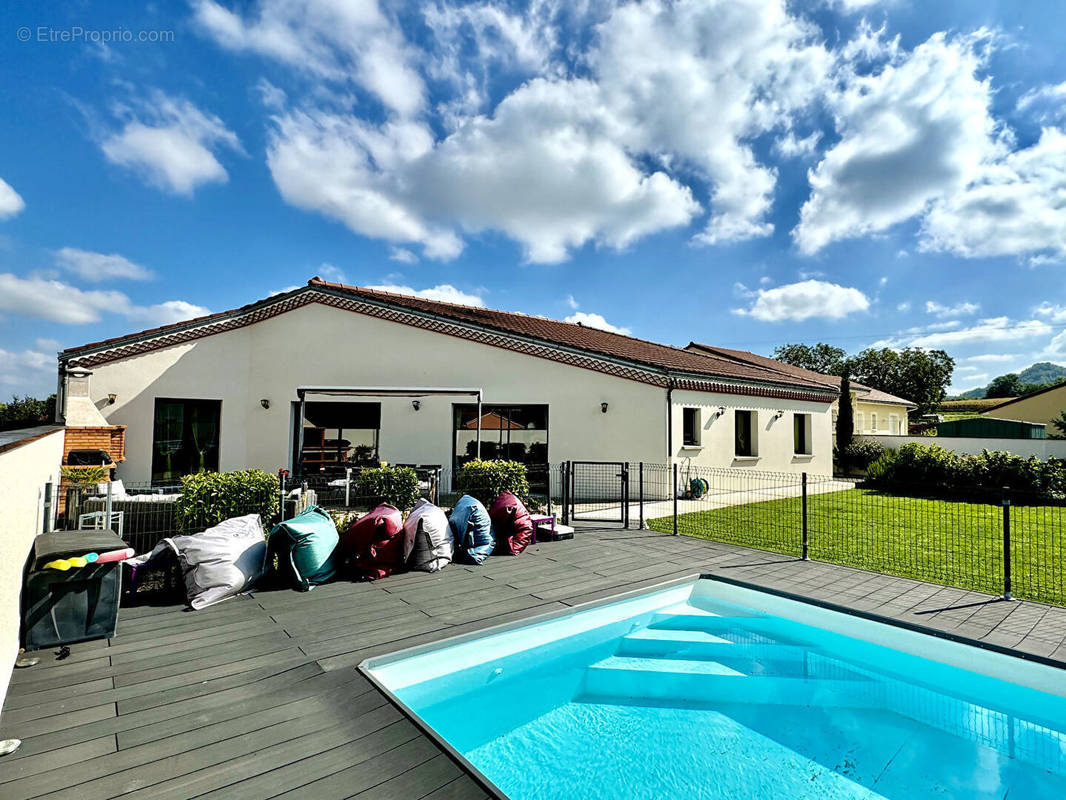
794 413 812 455
451 403 549 488
291 401 381 475
734 410 756 457
151 398 222 484
682 407 700 447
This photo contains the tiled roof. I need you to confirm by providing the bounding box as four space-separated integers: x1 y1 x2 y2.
61 278 838 400
686 343 916 408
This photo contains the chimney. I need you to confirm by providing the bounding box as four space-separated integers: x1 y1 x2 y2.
62 367 111 427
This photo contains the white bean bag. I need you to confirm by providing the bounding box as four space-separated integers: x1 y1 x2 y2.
406 499 453 573
164 514 267 609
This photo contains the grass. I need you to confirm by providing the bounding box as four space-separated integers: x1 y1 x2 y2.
648 488 1066 606
939 398 1010 412
938 411 982 422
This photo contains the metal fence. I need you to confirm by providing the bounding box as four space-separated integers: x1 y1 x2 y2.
563 461 1066 607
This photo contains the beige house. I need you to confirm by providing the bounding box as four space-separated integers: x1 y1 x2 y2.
56 278 841 487
981 383 1066 437
687 345 916 435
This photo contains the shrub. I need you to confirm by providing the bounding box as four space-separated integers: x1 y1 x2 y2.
456 459 530 505
863 443 1066 499
354 465 420 510
175 469 280 532
842 440 885 470
60 465 111 486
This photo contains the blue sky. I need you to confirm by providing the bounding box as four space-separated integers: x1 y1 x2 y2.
2 0 1066 398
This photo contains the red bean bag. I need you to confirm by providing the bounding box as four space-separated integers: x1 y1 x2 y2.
340 504 408 580
489 492 534 556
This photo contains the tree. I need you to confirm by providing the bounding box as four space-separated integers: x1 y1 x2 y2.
837 374 854 452
985 373 1022 399
0 394 57 431
772 343 848 377
849 347 954 415
1050 410 1066 440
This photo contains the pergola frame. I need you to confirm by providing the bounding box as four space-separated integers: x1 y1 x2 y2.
294 386 483 479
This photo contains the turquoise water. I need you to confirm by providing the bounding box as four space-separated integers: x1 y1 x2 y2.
376 586 1066 799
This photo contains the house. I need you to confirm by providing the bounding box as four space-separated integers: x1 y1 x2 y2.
980 382 1066 438
686 344 916 435
935 416 1047 440
56 278 840 488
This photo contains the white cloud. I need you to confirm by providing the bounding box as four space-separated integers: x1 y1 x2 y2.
388 247 418 264
192 0 425 117
965 353 1018 363
566 295 579 310
884 317 1052 348
733 279 870 322
0 273 208 326
316 263 348 284
255 78 287 110
101 91 241 195
794 32 1001 254
1017 81 1066 125
0 347 55 390
0 177 25 219
896 301 911 312
1049 331 1066 356
563 311 631 335
55 247 153 281
1035 303 1066 323
366 283 484 306
920 128 1066 261
125 300 211 326
775 131 822 158
925 300 979 317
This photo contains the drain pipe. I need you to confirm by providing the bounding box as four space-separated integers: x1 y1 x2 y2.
665 378 675 462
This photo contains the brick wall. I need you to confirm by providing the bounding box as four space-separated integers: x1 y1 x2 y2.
62 425 127 468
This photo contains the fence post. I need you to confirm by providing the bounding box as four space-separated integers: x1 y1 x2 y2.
1002 486 1012 601
105 480 113 531
801 472 809 561
42 481 54 533
638 462 645 530
278 469 288 521
344 467 352 507
672 462 679 536
561 461 570 526
622 463 630 529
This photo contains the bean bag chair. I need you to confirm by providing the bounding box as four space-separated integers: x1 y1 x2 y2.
129 514 267 610
449 494 494 565
340 503 407 581
268 505 339 591
406 499 452 573
490 492 534 556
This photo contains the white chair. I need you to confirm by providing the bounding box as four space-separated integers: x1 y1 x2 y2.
79 511 125 538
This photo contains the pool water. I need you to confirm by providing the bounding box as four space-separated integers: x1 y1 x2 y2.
365 580 1066 799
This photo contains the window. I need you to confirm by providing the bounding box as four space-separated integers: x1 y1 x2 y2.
454 404 548 489
152 399 221 484
682 407 701 447
794 413 812 455
292 401 381 476
871 413 878 432
735 410 757 457
889 414 900 435
855 412 864 433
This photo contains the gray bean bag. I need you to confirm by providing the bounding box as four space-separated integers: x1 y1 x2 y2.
406 499 452 573
154 514 267 609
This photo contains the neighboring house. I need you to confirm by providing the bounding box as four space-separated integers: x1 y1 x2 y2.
686 344 916 435
981 382 1066 437
56 278 840 486
935 417 1047 440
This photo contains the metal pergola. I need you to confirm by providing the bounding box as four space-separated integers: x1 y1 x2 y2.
294 386 483 479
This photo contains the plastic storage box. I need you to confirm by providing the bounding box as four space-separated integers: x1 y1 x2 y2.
22 530 125 650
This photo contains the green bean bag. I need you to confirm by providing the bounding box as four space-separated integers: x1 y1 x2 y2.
269 505 339 591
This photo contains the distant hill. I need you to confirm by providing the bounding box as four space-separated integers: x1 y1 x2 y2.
954 362 1066 400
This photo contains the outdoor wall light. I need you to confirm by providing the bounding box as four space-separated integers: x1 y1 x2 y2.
717 406 726 417
260 399 270 409
601 402 609 414
412 400 422 411
774 410 785 419
107 393 117 405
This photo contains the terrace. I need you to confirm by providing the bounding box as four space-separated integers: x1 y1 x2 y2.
3 524 1066 800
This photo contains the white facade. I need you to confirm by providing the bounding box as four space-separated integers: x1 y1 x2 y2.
67 299 836 484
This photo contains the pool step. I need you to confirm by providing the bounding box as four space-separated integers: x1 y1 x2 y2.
646 613 809 646
581 655 877 707
618 630 810 662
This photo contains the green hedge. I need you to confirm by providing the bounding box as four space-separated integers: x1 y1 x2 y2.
354 465 420 510
839 440 885 470
456 459 530 505
175 469 280 531
865 443 1066 499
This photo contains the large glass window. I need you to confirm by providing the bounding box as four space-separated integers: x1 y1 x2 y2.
682 407 701 447
794 413 812 455
292 401 380 476
453 404 548 485
152 399 221 484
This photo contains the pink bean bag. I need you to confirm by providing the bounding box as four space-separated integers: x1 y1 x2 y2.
489 492 534 556
340 504 409 580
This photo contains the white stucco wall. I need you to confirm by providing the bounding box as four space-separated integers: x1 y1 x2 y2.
77 303 836 485
858 434 1066 459
0 427 63 713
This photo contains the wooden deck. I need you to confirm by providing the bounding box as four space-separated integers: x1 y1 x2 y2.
4 524 1066 799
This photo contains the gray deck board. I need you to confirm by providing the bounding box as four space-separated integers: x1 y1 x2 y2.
4 523 1066 799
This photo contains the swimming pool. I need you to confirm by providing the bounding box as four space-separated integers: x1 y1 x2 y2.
362 576 1066 799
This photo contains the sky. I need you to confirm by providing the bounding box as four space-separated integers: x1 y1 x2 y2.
2 0 1066 399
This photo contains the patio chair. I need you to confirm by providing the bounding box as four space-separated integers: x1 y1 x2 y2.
78 510 125 538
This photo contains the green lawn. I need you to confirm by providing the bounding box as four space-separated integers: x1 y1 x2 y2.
648 489 1066 606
